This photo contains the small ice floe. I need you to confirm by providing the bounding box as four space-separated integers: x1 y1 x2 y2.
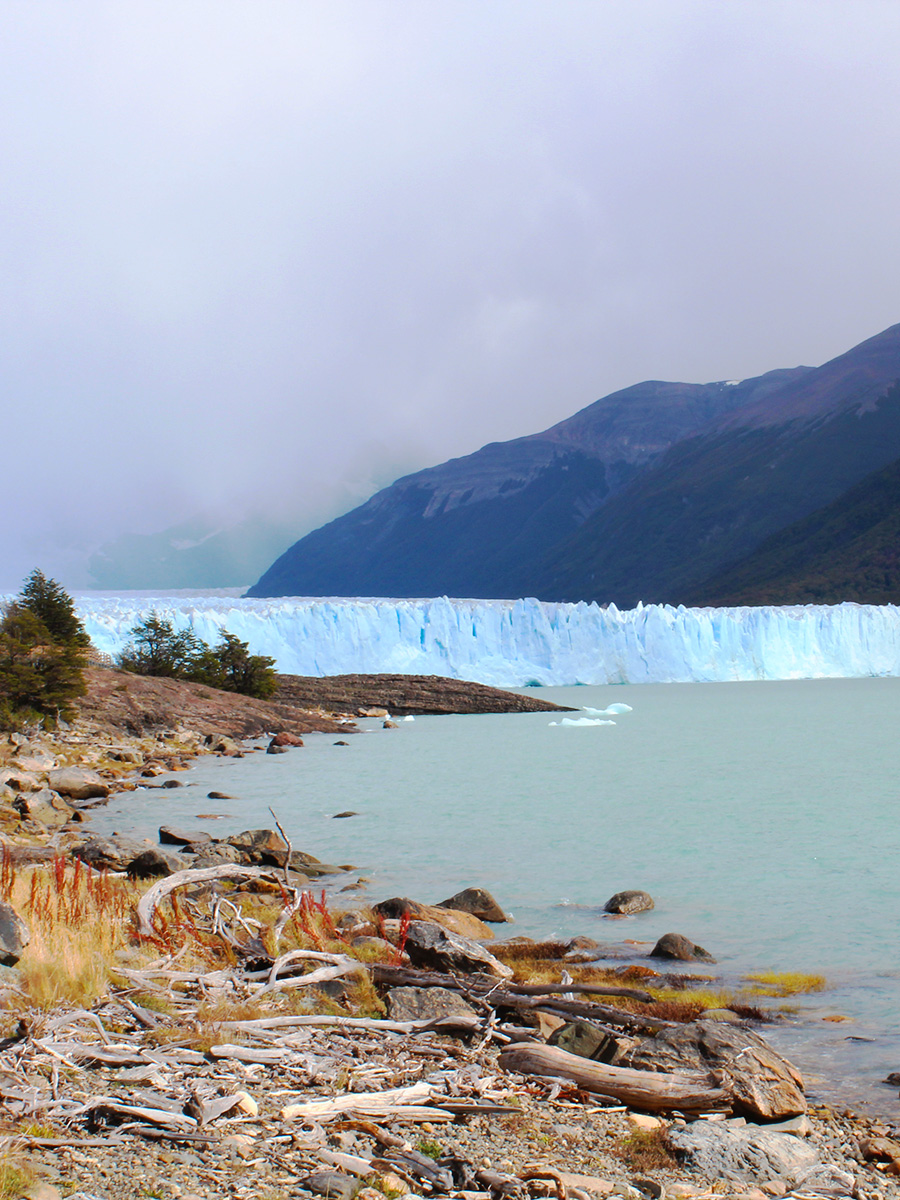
549 716 616 727
583 702 633 716
402 715 415 722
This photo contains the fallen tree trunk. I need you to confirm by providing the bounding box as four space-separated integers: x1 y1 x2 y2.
498 1042 731 1114
136 865 287 937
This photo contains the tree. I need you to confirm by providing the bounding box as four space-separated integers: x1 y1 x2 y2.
0 603 87 728
117 613 207 679
19 569 90 647
200 631 278 699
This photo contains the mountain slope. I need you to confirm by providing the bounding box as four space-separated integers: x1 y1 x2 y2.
531 326 900 605
247 370 805 598
686 455 900 606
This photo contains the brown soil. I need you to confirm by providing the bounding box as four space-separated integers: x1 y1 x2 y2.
274 672 576 715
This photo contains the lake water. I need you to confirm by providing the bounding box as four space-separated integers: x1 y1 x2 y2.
92 676 900 1116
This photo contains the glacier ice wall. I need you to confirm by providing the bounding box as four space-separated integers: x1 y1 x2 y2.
71 595 900 688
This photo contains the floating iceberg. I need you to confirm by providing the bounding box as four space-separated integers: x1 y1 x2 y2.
550 717 617 727
583 703 633 716
69 594 900 689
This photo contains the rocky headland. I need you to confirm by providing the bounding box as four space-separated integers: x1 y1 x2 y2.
0 670 894 1200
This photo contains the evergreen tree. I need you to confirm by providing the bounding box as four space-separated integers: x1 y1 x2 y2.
117 613 207 678
0 603 87 728
18 569 89 646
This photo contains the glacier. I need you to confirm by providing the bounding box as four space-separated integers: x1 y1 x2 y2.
68 595 900 688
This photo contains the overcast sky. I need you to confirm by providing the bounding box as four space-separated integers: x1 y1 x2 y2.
4 0 900 588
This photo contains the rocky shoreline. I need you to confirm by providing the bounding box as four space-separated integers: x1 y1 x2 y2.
0 673 897 1200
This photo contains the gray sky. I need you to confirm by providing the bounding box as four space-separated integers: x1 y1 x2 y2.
4 0 900 588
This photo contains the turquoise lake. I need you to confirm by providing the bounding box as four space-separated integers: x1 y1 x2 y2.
92 675 900 1116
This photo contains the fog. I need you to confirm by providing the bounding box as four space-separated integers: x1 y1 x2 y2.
3 1 900 588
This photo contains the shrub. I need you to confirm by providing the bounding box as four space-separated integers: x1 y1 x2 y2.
118 615 277 698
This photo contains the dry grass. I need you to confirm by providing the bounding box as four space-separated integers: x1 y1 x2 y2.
613 1128 678 1171
0 1156 33 1200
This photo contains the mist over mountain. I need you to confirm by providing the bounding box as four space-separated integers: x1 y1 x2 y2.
247 323 900 606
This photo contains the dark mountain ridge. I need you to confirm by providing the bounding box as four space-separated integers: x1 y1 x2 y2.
248 322 900 606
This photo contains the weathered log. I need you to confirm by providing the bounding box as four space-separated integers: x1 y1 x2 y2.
498 1042 730 1114
135 865 286 937
371 964 652 1002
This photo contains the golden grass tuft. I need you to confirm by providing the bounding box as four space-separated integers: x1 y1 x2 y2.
744 971 826 997
0 1156 33 1200
613 1128 678 1171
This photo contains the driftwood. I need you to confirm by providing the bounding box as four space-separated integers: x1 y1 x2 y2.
135 865 288 937
371 964 652 1002
499 1042 731 1114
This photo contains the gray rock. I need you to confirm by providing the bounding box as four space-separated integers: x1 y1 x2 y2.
127 848 187 879
159 825 212 846
623 1020 806 1121
333 811 359 819
160 778 184 788
14 788 74 827
667 1121 820 1184
0 900 29 965
225 828 288 864
437 887 510 922
387 986 480 1023
74 836 149 872
794 1162 856 1194
650 931 715 962
204 734 241 755
403 921 513 978
302 1171 359 1200
207 791 234 799
548 1020 617 1062
46 768 110 801
603 889 654 915
191 843 243 868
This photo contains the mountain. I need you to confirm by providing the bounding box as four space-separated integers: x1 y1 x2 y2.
687 454 900 606
89 514 298 591
247 369 806 599
248 322 900 606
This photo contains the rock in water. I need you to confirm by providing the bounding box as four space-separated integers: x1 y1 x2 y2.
623 1019 806 1121
159 825 212 846
0 901 29 965
650 931 715 962
437 887 510 922
403 921 513 978
603 889 654 915
127 848 187 879
373 897 494 940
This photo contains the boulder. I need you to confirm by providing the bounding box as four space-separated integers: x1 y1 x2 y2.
622 1020 806 1121
402 921 513 978
604 889 654 915
667 1121 820 1185
47 768 110 801
268 732 304 752
225 829 288 864
74 836 150 872
192 843 243 868
204 734 241 756
437 887 510 923
160 779 183 789
0 900 29 965
386 986 480 1023
159 825 212 846
302 1172 358 1200
127 848 187 879
207 791 234 800
1 770 42 792
650 931 715 962
332 811 359 819
14 789 75 828
373 897 494 940
359 707 388 718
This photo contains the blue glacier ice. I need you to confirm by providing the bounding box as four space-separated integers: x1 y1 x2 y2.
66 595 900 688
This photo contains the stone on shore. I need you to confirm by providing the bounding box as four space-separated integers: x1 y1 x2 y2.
667 1121 820 1185
386 985 480 1023
603 889 654 915
74 836 150 872
373 896 494 940
0 899 29 965
650 931 715 962
402 920 513 978
127 847 188 879
14 788 75 827
437 887 510 922
623 1020 806 1121
47 767 110 801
